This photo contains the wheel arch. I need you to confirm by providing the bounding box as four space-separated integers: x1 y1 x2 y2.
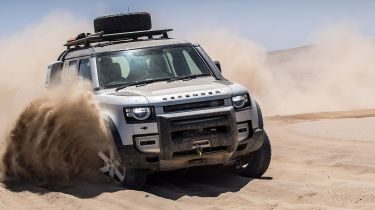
102 114 125 152
255 101 264 129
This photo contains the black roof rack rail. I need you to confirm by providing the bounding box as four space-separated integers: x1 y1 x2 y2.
64 29 173 48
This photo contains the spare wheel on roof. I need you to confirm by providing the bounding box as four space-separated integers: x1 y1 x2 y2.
94 12 152 34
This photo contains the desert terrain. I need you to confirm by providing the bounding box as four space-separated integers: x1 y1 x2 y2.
1 11 375 210
0 109 374 210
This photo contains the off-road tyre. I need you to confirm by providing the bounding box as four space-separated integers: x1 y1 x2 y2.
94 12 152 34
236 132 271 178
100 121 147 190
121 169 147 190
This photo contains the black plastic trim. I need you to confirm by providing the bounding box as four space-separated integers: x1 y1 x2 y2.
132 133 159 153
237 120 253 138
255 101 264 129
232 128 265 159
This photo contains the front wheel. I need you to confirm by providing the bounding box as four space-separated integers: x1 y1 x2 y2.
98 147 147 189
234 132 272 178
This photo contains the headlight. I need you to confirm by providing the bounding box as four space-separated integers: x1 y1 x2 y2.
131 107 151 120
232 94 251 110
124 107 155 123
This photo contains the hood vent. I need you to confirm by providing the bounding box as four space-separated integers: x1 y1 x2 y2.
109 91 140 96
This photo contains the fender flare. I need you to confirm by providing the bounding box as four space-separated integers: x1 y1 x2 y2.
102 115 125 150
255 101 264 129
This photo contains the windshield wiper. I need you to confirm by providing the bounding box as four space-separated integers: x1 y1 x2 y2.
110 74 210 91
168 74 210 82
115 77 170 91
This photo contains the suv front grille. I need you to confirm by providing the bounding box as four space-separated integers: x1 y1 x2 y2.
170 115 229 140
163 99 225 113
158 108 237 160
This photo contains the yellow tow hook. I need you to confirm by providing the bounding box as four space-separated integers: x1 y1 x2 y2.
196 146 203 156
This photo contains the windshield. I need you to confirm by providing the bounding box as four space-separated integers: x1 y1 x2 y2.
96 45 212 88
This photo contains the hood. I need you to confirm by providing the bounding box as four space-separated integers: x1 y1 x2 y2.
96 76 251 107
105 77 235 105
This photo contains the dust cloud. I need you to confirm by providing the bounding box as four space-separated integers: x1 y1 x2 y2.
2 83 110 183
0 12 111 183
0 11 90 133
194 25 375 115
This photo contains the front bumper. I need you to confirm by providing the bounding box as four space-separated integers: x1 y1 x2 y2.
117 106 264 171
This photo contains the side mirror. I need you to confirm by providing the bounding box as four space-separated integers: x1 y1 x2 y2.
46 61 63 88
214 61 221 72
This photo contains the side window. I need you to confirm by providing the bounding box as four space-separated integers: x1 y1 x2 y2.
68 60 78 73
78 59 92 81
46 61 63 88
61 60 78 80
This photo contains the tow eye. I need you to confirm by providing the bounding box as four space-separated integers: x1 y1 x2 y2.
192 140 211 156
196 146 203 156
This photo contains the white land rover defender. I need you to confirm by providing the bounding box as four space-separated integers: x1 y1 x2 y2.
46 13 271 189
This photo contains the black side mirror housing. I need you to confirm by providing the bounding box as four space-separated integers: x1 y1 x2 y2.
214 61 221 72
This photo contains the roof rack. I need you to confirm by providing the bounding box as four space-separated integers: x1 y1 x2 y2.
64 29 173 48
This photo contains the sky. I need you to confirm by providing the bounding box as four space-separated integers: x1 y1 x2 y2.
1 0 375 50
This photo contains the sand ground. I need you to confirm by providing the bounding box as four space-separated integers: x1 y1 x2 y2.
0 110 374 210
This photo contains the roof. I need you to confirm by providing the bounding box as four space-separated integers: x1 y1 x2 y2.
64 38 190 60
